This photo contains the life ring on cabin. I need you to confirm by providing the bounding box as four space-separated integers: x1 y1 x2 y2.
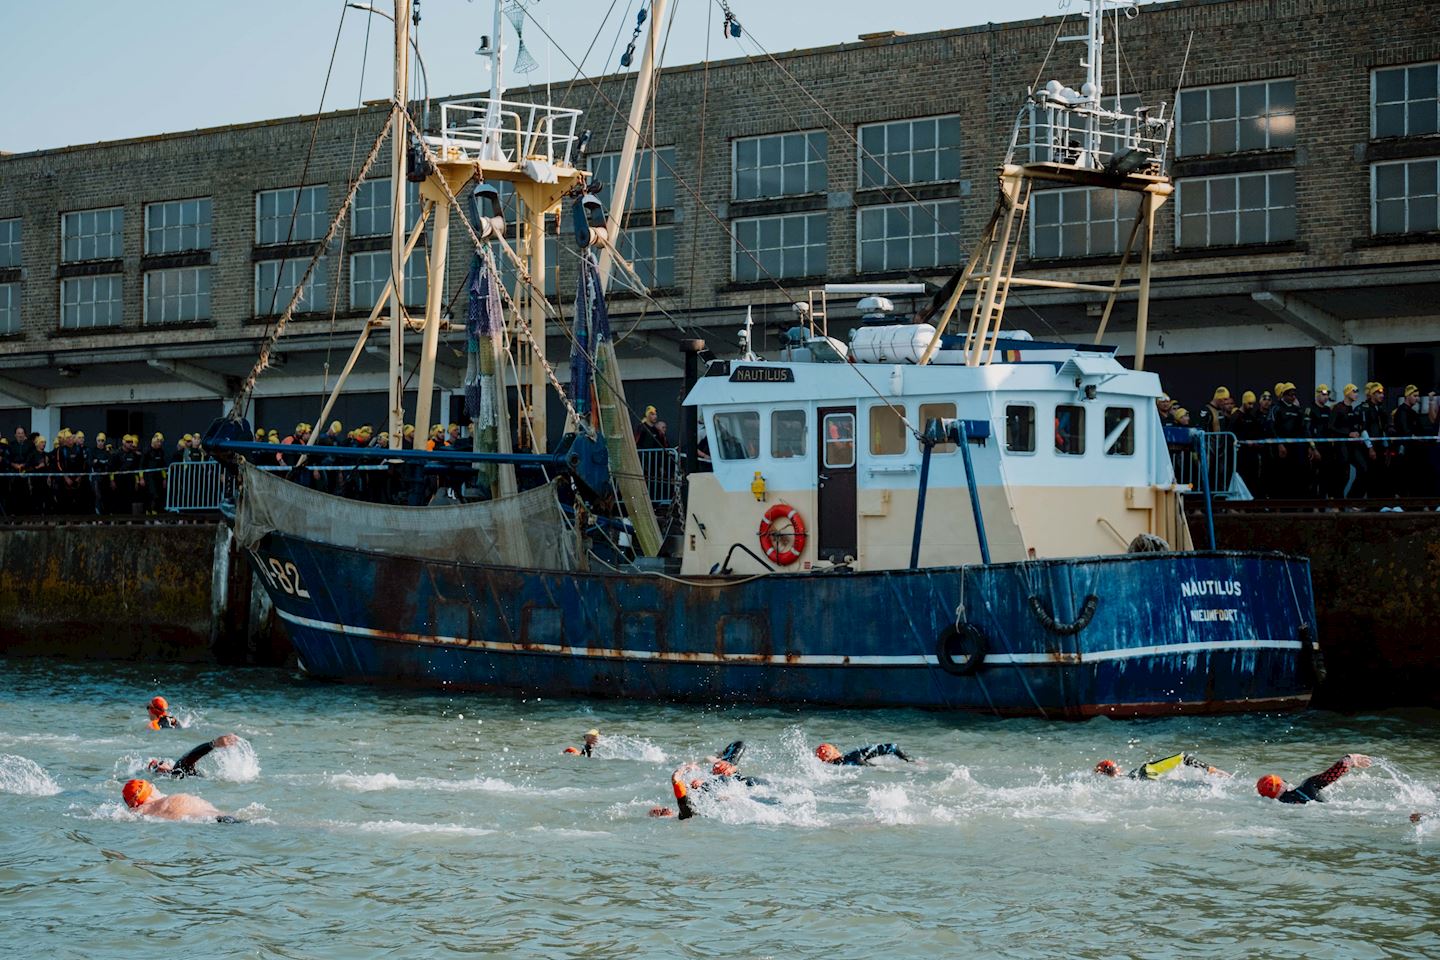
757 504 807 566
937 622 989 676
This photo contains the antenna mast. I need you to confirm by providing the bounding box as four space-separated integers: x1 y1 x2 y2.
389 0 412 447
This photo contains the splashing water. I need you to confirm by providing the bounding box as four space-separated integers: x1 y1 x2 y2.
0 754 62 795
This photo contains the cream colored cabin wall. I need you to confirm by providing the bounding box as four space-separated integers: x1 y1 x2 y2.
856 486 1028 569
682 474 819 575
1006 485 1191 557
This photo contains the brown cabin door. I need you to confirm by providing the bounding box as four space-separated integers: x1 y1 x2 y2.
817 406 857 562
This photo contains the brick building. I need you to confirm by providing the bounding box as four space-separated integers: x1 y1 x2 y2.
1 0 1437 445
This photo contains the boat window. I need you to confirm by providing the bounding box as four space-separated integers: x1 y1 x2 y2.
1005 404 1036 454
713 411 761 461
1104 407 1135 456
918 402 957 453
823 413 856 468
869 403 908 456
1055 404 1086 455
771 409 808 459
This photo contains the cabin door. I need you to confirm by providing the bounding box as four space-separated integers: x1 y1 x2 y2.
816 406 857 562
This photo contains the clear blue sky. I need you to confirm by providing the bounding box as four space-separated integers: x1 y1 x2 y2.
0 0 1094 153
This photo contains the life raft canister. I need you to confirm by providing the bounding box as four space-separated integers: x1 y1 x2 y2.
757 504 807 566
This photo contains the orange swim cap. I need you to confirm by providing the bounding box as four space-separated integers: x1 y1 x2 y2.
123 779 153 808
1256 775 1285 799
712 760 736 777
148 696 168 716
815 743 841 763
1095 759 1119 776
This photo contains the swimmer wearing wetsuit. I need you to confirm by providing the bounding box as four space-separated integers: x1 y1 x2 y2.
121 778 241 823
146 734 241 778
1256 753 1372 804
651 741 752 819
563 729 600 757
1094 753 1230 780
815 743 913 766
147 696 179 730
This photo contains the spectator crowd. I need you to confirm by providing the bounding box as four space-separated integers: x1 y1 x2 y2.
1161 381 1440 500
0 426 207 517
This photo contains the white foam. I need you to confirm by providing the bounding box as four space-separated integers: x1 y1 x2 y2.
587 734 667 763
0 754 62 796
325 772 522 794
865 784 915 825
342 819 495 837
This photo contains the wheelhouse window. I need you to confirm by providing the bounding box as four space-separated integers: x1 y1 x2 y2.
1372 158 1440 235
713 411 760 461
857 115 961 188
62 207 124 261
1372 63 1439 139
1005 404 1035 454
256 186 328 245
1030 188 1141 260
771 409 807 459
1176 171 1296 248
733 131 827 200
856 200 961 272
1104 407 1135 456
734 213 826 282
1055 404 1086 455
823 413 855 468
869 404 908 456
1176 79 1296 157
918 402 956 453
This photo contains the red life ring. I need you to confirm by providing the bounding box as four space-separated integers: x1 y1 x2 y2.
757 504 807 566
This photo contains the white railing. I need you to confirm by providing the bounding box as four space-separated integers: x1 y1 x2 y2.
1009 98 1173 176
166 460 231 513
638 447 681 507
428 98 583 167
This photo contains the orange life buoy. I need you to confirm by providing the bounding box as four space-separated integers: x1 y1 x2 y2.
757 504 807 566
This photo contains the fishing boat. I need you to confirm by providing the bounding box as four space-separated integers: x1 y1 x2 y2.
206 0 1320 717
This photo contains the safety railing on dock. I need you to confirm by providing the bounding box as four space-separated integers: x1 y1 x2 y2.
638 447 682 508
1168 430 1240 497
166 460 232 513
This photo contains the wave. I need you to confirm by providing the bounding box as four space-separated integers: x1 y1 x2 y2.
0 754 62 796
339 819 496 837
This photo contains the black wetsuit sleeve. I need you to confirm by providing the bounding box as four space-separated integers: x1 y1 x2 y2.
581 743 592 758
172 741 216 777
676 791 696 820
842 744 908 765
1280 759 1350 804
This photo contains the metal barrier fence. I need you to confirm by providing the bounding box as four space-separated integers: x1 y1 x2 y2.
638 447 681 507
166 460 231 513
1168 430 1240 497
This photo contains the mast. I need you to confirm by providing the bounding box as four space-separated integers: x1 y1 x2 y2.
389 0 411 448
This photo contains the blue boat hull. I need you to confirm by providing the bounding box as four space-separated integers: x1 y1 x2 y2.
248 535 1316 717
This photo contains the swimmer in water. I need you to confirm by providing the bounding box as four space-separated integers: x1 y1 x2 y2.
121 779 240 823
814 743 914 766
650 741 752 819
1255 753 1372 804
563 729 601 757
1094 752 1230 780
147 696 180 730
145 734 242 778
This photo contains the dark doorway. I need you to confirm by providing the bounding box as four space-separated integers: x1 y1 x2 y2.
816 405 857 562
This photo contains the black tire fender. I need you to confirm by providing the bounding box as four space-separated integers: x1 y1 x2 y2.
937 622 989 676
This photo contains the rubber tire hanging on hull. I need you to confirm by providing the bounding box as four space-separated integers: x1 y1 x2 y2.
937 622 989 676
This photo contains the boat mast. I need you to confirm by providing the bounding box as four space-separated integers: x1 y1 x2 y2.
389 0 411 448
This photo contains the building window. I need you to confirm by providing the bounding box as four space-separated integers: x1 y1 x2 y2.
857 200 961 273
0 283 17 335
823 412 855 468
1373 158 1440 235
1373 62 1440 139
350 249 427 310
771 409 807 459
256 258 327 316
144 267 211 324
1177 80 1295 157
60 275 123 329
593 147 677 210
144 198 212 254
0 218 19 268
734 213 826 282
1104 407 1135 456
1176 171 1296 248
1005 404 1035 454
918 401 956 453
713 411 760 460
1055 404 1086 455
256 186 328 245
733 131 827 200
617 225 676 289
61 207 124 262
858 115 961 188
351 179 422 238
1030 188 1141 259
869 404 908 456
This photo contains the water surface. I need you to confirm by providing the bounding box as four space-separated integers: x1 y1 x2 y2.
2 658 1437 959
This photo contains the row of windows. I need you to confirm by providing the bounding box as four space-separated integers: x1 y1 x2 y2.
708 402 1137 465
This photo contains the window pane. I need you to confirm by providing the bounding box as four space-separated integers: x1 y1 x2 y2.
869 404 908 456
1375 103 1405 138
823 414 855 468
771 410 807 459
714 411 760 461
1375 162 1405 199
1104 407 1135 456
1055 404 1086 455
1005 405 1035 453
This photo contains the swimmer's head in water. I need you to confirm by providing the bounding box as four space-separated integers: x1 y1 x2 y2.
123 779 154 808
815 744 841 764
712 760 736 777
148 696 169 718
1256 774 1285 799
1095 759 1119 777
649 806 675 818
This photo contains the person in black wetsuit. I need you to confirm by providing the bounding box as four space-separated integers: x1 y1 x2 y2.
815 743 914 766
145 734 241 778
147 696 180 730
1094 753 1230 780
563 729 601 757
651 741 751 819
1256 753 1372 804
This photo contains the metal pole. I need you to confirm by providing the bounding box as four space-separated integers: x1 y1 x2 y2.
524 194 547 451
412 196 450 449
1197 430 1217 550
956 420 992 564
681 338 704 476
1133 190 1157 371
910 435 935 570
389 0 412 448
